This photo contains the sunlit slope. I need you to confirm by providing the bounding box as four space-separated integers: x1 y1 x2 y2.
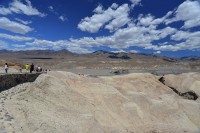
3 71 200 133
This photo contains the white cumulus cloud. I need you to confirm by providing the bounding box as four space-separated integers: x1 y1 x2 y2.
59 16 67 22
0 0 46 17
165 0 200 29
78 4 131 33
0 40 8 49
15 18 32 25
48 6 54 12
0 17 33 34
0 33 33 41
130 0 142 7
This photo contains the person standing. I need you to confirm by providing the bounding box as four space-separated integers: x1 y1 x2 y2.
30 63 34 73
19 65 22 73
36 66 41 72
25 64 30 73
4 63 8 73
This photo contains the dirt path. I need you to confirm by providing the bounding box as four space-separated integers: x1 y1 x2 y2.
0 92 15 133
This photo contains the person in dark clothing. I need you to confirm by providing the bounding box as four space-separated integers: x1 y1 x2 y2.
30 63 34 73
4 63 8 73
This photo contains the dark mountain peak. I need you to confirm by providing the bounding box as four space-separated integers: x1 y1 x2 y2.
93 50 113 55
58 49 71 53
180 56 200 61
0 49 10 53
56 49 73 55
162 57 177 62
108 55 131 60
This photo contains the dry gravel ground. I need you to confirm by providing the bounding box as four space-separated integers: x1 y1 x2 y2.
0 68 19 75
0 71 200 133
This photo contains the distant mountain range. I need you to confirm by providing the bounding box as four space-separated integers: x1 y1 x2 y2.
0 49 75 57
180 56 200 61
0 49 199 61
91 50 200 61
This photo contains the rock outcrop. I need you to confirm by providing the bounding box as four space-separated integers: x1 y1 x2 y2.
160 73 200 101
159 76 199 100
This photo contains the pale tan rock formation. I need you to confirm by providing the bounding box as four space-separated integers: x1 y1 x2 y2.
0 71 199 133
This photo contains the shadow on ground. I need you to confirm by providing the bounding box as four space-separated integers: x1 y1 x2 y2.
0 73 41 92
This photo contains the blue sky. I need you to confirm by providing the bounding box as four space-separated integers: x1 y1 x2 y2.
0 0 200 57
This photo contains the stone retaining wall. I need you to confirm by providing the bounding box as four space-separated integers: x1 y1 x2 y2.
0 73 41 92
